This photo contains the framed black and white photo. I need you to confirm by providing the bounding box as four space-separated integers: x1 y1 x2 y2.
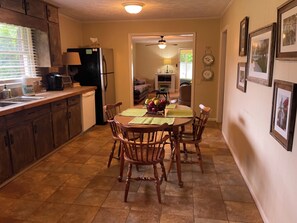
237 62 247 92
270 80 297 151
276 0 297 59
239 16 249 56
247 23 276 87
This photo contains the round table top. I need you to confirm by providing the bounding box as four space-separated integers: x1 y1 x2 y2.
114 105 194 128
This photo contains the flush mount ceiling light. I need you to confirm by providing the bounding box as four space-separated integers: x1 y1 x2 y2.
123 2 144 14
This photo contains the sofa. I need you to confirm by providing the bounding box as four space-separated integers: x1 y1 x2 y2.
133 78 151 104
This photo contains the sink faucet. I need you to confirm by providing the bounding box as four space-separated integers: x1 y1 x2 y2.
1 85 12 99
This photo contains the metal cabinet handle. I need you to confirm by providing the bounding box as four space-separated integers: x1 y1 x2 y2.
4 135 9 147
26 1 30 11
22 0 26 9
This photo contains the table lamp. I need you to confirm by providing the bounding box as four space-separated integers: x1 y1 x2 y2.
163 58 171 73
62 52 81 76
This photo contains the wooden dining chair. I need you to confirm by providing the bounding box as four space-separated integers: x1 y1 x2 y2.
104 102 123 168
116 122 169 203
169 104 211 173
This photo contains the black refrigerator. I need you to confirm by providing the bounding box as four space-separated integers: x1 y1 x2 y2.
68 48 116 125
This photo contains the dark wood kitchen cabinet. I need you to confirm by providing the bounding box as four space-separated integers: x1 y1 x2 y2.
51 96 82 147
0 0 45 19
5 104 54 174
32 105 54 159
25 0 45 19
51 99 69 148
46 3 62 66
0 117 13 184
6 117 35 174
68 96 82 139
0 0 25 14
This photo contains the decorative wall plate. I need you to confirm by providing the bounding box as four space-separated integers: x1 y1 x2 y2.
202 68 214 80
202 54 215 66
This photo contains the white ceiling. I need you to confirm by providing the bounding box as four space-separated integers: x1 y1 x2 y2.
45 0 232 22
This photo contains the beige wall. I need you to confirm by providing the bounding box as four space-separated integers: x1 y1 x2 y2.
221 0 297 222
80 19 220 116
59 14 83 53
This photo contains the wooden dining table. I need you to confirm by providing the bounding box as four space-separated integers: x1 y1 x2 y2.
114 104 194 187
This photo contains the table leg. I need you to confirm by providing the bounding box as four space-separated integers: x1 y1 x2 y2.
173 127 183 187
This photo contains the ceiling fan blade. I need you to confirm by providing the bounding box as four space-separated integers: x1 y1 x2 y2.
145 43 158 46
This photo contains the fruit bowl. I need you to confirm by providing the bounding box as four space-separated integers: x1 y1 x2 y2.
144 97 168 114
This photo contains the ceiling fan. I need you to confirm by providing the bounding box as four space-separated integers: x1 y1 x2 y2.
145 36 178 49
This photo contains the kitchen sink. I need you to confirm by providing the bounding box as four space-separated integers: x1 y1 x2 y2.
0 101 19 107
4 96 45 102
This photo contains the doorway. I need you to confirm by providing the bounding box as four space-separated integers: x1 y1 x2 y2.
217 29 228 123
129 33 195 107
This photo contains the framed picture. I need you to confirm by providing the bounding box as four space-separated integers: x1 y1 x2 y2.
239 16 249 56
276 0 297 59
237 62 247 92
270 80 297 151
247 23 276 87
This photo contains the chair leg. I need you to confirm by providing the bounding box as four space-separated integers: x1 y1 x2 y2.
153 164 161 203
195 143 204 173
124 163 132 202
118 143 124 182
160 161 167 182
107 140 117 168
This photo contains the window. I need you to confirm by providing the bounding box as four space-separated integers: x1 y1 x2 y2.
0 23 38 81
179 49 193 80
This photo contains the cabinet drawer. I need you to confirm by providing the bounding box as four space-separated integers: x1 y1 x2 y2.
6 104 50 127
51 99 67 111
68 95 80 106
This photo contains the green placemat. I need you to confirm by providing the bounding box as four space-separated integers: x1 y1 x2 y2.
166 104 176 109
120 108 147 117
129 117 175 125
165 109 193 117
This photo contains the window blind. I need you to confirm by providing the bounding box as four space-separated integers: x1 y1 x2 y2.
0 23 39 80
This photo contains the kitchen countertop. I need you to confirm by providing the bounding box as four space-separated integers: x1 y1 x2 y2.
0 86 97 117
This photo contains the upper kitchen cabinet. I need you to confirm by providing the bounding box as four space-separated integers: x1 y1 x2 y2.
26 0 46 19
46 3 62 66
46 3 58 23
0 0 45 19
0 0 25 14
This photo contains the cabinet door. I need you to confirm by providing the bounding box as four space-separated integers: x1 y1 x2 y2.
25 0 45 19
9 122 35 174
52 108 69 148
33 112 54 159
46 4 59 23
0 130 13 184
68 103 82 139
48 22 62 66
0 0 25 14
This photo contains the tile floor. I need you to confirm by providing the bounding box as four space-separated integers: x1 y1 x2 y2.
0 122 263 223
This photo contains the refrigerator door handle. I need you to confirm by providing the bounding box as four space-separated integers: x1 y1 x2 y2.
103 55 108 91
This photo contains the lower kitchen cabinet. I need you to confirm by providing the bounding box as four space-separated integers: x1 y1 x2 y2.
0 118 13 184
0 92 84 184
51 99 69 148
8 121 35 174
33 111 54 159
68 95 82 139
